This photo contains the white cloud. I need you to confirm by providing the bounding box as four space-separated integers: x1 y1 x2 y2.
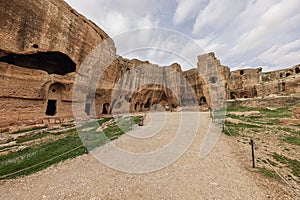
244 39 300 70
228 0 300 58
65 0 162 36
64 0 300 71
192 0 247 34
173 0 208 25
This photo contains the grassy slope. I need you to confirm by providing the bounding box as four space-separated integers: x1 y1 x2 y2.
0 116 142 179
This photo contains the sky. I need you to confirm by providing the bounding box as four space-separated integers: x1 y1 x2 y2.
64 0 300 72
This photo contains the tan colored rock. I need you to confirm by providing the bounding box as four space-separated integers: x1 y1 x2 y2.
226 118 241 125
0 0 299 130
229 111 260 117
0 0 111 67
280 118 300 125
292 108 300 119
0 0 114 128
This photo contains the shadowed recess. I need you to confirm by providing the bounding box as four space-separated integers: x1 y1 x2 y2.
0 51 76 75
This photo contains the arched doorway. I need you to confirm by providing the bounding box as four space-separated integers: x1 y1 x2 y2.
45 100 56 116
144 98 151 109
130 84 180 112
282 82 286 92
230 92 237 100
45 83 65 116
199 96 207 106
134 102 140 111
102 103 110 114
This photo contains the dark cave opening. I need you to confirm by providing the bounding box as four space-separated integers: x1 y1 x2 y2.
135 102 140 111
0 51 76 75
144 99 151 109
46 100 57 116
102 103 110 114
199 96 207 106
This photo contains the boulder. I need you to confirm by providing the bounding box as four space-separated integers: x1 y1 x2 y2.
226 118 241 125
292 108 300 119
228 111 260 117
280 118 300 125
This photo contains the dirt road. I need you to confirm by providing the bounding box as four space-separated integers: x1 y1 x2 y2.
0 112 288 199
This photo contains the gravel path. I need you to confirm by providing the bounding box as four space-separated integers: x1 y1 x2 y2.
0 112 285 199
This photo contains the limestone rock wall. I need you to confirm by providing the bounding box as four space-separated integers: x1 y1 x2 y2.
0 0 111 66
0 0 299 130
94 57 209 115
228 68 262 99
0 0 114 129
197 53 229 110
226 65 299 100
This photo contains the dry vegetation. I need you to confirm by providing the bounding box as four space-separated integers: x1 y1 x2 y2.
224 102 300 193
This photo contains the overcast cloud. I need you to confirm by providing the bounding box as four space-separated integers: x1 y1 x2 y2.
65 0 300 71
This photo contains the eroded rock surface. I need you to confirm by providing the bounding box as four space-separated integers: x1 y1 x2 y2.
0 0 299 130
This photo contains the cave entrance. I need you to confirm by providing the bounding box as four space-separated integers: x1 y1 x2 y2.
199 96 207 106
144 98 151 109
45 82 65 117
296 67 300 74
135 102 140 111
46 100 57 116
282 82 286 92
0 51 76 75
230 92 237 100
102 103 110 114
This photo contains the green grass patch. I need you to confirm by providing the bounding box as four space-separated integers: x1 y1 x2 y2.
272 153 300 178
80 116 142 148
225 122 262 129
52 128 77 136
0 136 85 179
226 106 292 118
260 107 292 118
258 167 281 180
224 127 239 136
283 136 300 146
98 117 114 125
226 106 256 112
278 127 299 135
16 132 51 143
264 159 278 167
0 116 143 180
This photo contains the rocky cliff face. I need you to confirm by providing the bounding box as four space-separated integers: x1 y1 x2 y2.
94 57 208 115
0 0 111 67
0 0 114 129
0 0 299 130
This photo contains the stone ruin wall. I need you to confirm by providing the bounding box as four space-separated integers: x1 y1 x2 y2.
227 65 300 100
0 0 299 130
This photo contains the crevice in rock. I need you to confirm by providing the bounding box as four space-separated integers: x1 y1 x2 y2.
0 51 76 75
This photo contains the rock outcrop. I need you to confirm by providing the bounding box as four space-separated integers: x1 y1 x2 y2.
0 0 299 130
227 65 300 99
0 0 114 129
0 0 111 66
292 108 300 119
